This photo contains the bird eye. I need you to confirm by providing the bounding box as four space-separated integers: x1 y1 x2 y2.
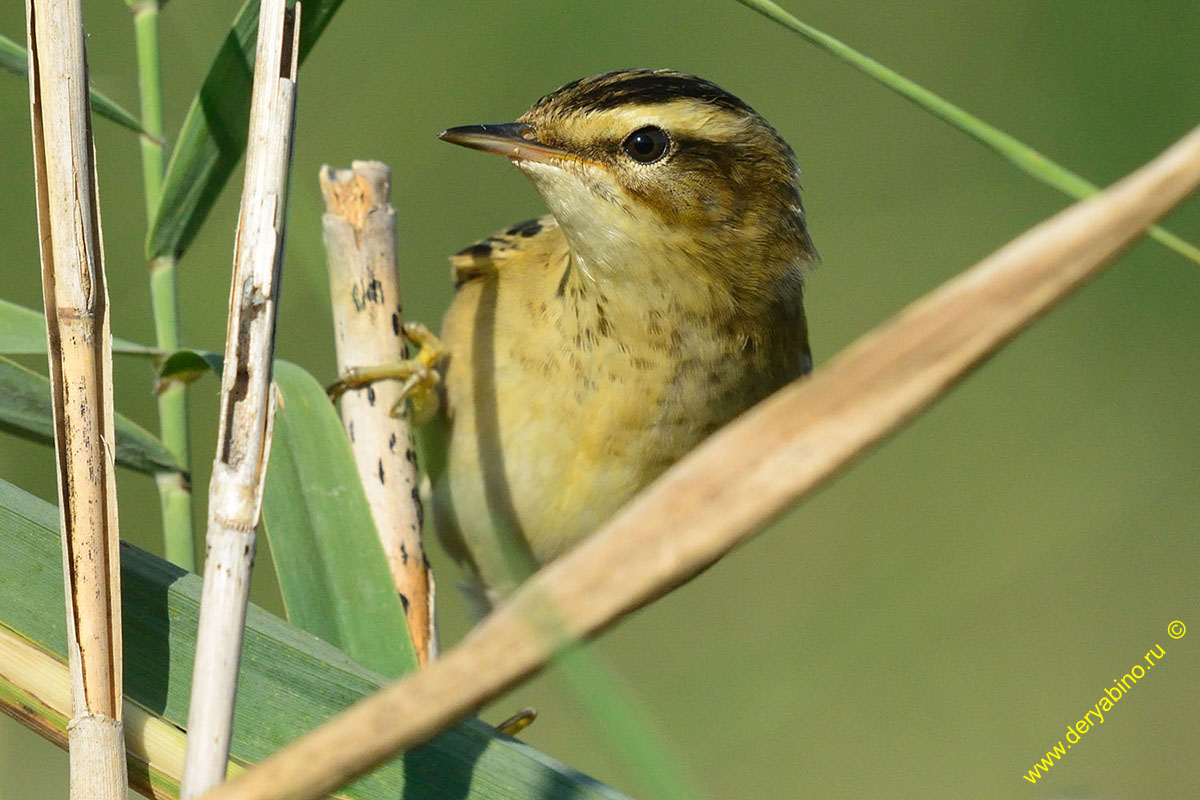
621 126 669 163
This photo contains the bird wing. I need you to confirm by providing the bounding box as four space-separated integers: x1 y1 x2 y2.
448 214 566 288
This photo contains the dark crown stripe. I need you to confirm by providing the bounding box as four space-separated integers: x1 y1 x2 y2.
535 70 755 116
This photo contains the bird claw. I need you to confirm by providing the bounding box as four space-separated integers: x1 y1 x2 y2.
391 362 441 425
326 322 446 424
494 707 537 737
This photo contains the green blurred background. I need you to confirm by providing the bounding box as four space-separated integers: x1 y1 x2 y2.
1 1 1198 797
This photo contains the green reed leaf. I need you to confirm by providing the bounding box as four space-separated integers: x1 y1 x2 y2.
735 0 1200 265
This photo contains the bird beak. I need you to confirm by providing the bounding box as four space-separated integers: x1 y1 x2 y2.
438 123 593 168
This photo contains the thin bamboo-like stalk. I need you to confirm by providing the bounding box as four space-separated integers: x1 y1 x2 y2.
179 1 301 796
199 122 1200 800
25 0 127 795
319 161 436 666
128 0 196 571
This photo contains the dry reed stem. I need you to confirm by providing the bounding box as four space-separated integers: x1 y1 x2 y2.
180 1 300 796
201 122 1200 800
26 0 126 795
320 161 436 666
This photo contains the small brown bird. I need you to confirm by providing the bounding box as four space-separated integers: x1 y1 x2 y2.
416 69 817 605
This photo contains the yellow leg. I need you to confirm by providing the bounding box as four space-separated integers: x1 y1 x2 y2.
326 322 446 424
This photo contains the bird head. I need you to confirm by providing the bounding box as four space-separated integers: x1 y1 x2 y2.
439 69 816 290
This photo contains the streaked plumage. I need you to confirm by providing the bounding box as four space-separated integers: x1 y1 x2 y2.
423 70 817 603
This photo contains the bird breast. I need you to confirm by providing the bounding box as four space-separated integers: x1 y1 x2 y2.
432 245 796 595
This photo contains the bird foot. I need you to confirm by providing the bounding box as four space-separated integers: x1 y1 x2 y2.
326 321 446 424
494 707 537 737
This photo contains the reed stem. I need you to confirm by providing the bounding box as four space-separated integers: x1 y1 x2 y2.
131 0 195 570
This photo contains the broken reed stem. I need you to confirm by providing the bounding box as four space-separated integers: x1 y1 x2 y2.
179 1 300 797
319 161 436 667
198 122 1200 800
25 0 127 796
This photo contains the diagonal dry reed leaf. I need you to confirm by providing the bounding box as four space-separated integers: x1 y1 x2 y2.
200 122 1200 800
